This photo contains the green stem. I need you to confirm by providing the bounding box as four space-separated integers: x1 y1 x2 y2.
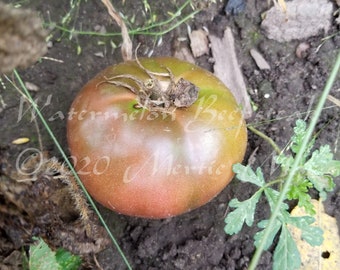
48 0 199 37
248 125 282 155
263 178 285 189
13 70 133 270
248 49 340 270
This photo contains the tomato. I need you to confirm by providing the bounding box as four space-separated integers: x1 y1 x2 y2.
67 57 247 218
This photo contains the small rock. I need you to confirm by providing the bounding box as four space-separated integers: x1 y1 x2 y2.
94 24 107 34
259 80 273 98
229 247 241 259
130 226 143 242
225 0 246 15
296 42 310 58
250 49 270 70
261 0 333 42
24 81 39 91
94 51 104 58
47 40 53 48
189 29 209 58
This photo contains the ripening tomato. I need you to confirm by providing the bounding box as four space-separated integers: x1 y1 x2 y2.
67 57 247 218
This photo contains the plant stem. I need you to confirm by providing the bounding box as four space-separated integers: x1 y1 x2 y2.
248 125 282 155
248 49 340 270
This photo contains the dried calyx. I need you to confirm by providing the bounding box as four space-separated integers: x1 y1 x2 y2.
103 55 199 113
100 0 199 113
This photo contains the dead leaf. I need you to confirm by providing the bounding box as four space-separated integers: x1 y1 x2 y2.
327 95 340 107
101 0 132 61
11 138 30 145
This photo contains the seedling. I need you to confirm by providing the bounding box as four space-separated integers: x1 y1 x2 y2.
225 119 340 269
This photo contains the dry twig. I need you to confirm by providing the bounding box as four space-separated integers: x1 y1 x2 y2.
101 0 132 61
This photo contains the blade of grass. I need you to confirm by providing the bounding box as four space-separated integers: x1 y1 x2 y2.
12 69 133 270
249 49 340 270
49 0 199 37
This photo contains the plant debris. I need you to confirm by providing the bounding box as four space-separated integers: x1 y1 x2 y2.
209 27 252 119
250 49 270 70
0 147 110 267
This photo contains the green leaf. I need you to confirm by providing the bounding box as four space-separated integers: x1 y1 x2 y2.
233 164 265 187
301 223 324 246
307 174 335 200
224 191 262 235
304 145 338 199
264 187 289 212
254 218 282 250
273 225 301 270
275 154 294 171
291 119 306 153
55 248 82 270
29 238 59 270
291 191 314 215
287 215 323 246
28 238 82 270
305 145 340 176
287 174 315 215
290 119 314 157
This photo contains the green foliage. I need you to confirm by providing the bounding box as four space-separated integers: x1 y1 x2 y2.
28 238 81 270
272 226 300 270
47 0 199 43
29 238 59 270
55 248 82 270
279 119 339 213
290 120 314 159
224 191 262 234
224 119 340 270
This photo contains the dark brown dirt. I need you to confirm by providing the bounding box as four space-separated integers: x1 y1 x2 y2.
0 0 339 269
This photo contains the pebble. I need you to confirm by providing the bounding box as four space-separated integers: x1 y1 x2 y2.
93 24 107 34
189 29 209 58
94 51 104 58
225 0 246 15
24 81 39 91
261 0 333 42
250 48 271 70
296 42 310 59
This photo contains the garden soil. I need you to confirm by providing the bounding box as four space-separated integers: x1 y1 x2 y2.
0 0 339 269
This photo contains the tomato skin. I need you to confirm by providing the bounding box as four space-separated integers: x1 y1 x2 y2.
67 57 247 218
